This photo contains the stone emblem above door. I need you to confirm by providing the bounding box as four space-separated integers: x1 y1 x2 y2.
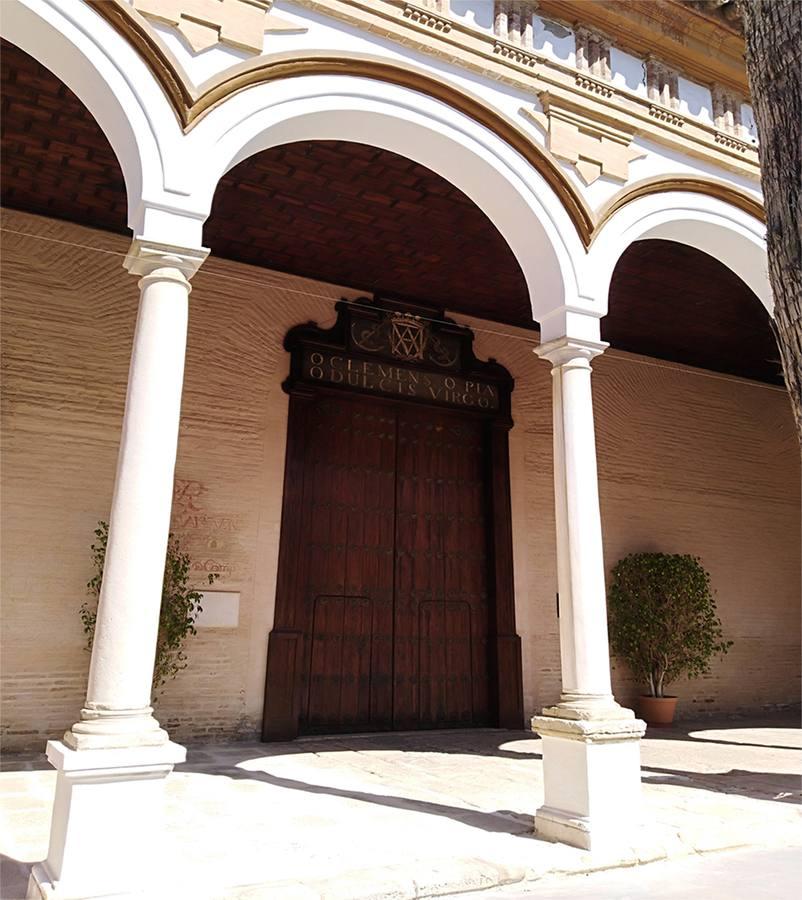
286 298 513 417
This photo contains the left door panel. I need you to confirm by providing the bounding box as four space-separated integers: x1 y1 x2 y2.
300 395 397 733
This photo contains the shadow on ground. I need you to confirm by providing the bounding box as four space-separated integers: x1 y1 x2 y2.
177 762 537 836
1 716 799 900
640 717 802 753
640 766 800 803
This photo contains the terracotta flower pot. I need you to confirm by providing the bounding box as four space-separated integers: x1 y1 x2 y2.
638 695 678 726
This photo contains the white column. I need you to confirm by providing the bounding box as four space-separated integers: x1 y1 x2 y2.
537 336 619 717
29 238 207 900
65 239 206 750
532 335 645 852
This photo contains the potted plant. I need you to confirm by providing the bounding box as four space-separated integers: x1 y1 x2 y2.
607 552 732 726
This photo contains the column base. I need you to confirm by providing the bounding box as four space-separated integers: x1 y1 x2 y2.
532 711 646 851
64 704 168 750
543 691 634 721
27 740 186 899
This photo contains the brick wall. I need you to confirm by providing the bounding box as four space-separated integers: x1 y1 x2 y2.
1 210 799 750
466 314 800 720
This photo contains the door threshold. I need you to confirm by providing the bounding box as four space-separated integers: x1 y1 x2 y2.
295 727 508 742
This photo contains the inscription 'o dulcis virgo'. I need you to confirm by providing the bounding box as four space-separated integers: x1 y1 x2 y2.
304 350 498 410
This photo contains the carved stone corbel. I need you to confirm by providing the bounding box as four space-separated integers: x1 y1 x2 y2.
524 92 646 185
133 0 307 54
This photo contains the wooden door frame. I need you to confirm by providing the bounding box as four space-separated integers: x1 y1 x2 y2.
262 297 524 741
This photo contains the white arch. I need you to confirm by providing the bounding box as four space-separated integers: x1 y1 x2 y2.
182 73 587 323
587 191 772 316
2 0 196 243
1 10 590 323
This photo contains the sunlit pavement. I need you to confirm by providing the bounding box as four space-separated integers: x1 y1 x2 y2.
449 846 802 899
2 716 800 899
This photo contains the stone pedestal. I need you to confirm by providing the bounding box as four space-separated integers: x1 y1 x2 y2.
532 713 646 851
27 740 186 899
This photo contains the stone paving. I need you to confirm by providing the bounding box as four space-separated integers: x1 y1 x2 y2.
1 716 800 899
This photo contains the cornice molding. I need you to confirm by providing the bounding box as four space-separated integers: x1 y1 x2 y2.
402 2 452 33
90 1 758 182
538 0 749 96
85 0 765 250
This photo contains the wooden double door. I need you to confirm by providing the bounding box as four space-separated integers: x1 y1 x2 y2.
266 390 502 736
305 392 491 732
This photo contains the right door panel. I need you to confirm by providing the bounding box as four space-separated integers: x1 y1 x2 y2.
393 405 491 729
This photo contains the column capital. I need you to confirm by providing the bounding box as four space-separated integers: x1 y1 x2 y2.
534 335 608 367
124 237 209 281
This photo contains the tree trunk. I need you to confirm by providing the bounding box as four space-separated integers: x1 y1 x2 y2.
737 0 802 444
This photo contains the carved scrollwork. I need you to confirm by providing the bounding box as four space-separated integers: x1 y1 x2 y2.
350 320 385 353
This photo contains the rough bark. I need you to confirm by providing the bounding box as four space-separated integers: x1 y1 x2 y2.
737 0 802 444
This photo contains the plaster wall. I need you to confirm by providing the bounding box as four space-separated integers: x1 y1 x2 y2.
1 210 799 750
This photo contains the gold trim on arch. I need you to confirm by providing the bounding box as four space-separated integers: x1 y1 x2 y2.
89 0 195 118
596 176 766 243
88 0 765 250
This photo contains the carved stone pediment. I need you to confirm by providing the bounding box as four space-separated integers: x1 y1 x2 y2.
524 92 646 185
132 0 306 55
284 297 513 418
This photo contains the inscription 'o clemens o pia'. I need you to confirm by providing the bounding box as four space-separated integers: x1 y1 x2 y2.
304 350 499 410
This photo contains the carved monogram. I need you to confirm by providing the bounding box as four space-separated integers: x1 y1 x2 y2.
350 312 459 368
390 314 426 361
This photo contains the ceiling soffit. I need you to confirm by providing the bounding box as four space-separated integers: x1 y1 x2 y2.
605 239 781 386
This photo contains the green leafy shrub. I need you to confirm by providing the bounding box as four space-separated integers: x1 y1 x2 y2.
80 521 218 695
607 552 732 697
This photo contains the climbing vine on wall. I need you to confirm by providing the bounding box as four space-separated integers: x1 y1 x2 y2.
80 521 219 696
